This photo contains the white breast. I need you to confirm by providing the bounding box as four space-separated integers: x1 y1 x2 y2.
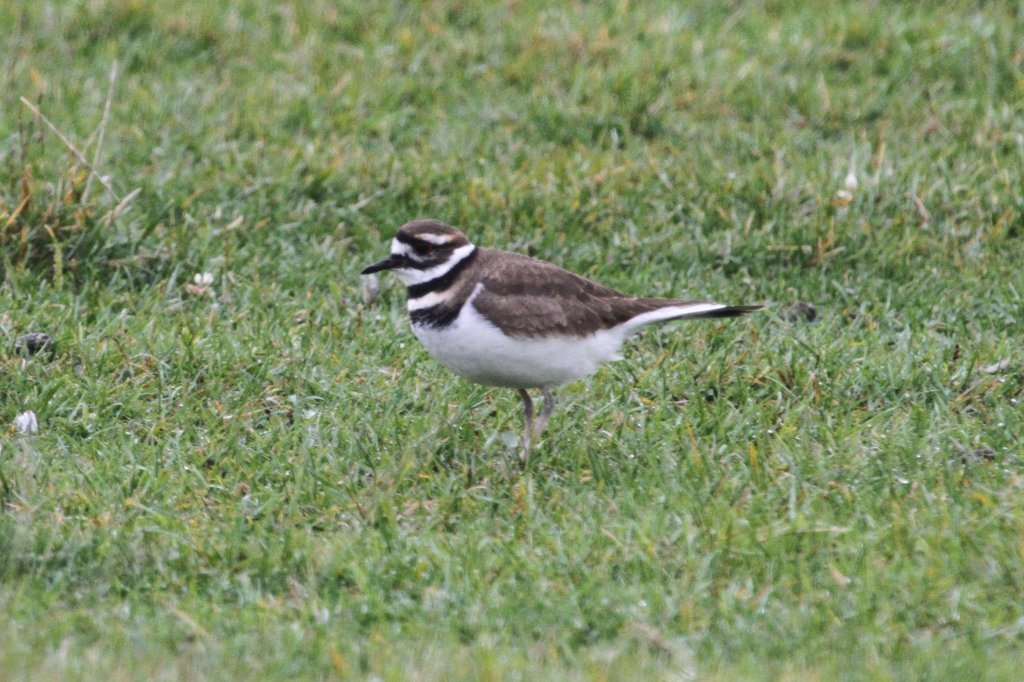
410 285 629 389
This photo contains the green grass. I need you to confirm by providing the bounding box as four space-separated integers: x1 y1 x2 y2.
2 0 1023 679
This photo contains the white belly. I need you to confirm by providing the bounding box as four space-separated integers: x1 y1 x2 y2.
411 300 628 389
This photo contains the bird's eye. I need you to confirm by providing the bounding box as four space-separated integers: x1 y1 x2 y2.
413 242 434 256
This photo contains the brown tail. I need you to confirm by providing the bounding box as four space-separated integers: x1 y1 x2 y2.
685 304 764 319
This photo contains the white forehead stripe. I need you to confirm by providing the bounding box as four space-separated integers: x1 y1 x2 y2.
391 239 412 256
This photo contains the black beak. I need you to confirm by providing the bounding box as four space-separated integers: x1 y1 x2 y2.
361 254 404 275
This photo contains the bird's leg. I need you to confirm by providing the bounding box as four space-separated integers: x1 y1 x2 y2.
534 388 556 438
517 388 534 464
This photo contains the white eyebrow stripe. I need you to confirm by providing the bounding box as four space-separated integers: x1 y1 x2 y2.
415 233 457 245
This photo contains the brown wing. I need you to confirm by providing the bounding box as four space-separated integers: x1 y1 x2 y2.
470 249 686 338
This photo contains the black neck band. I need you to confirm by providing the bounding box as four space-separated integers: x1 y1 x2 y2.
406 248 478 299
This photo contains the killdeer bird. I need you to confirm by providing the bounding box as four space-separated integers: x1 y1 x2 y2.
362 219 761 461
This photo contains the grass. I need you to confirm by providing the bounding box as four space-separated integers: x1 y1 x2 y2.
2 0 1023 679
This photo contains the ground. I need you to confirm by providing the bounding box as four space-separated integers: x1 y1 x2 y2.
1 1 1023 679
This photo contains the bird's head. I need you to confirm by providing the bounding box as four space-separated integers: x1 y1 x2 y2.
362 219 475 286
